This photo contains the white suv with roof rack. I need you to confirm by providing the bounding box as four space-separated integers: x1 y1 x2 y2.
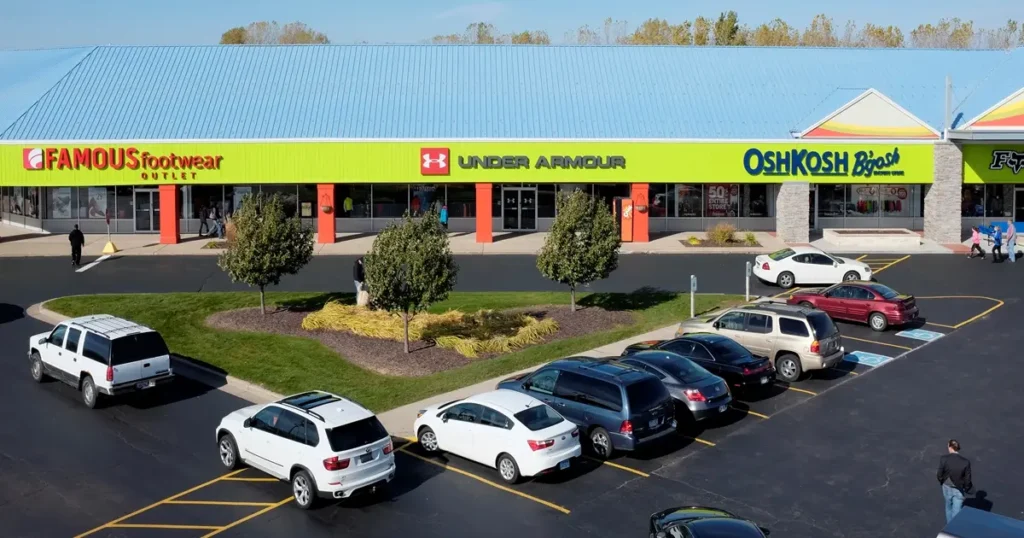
215 391 397 509
28 315 175 408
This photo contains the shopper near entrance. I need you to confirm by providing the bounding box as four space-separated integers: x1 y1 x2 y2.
353 256 365 295
440 204 449 230
343 195 353 217
68 225 85 267
992 226 1003 262
937 439 973 524
968 226 985 259
198 203 209 237
1006 220 1016 263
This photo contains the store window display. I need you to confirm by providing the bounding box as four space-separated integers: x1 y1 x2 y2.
847 185 879 217
410 184 441 216
704 184 738 217
986 184 1013 218
961 186 984 217
880 185 916 217
675 185 702 217
741 184 773 217
817 185 845 217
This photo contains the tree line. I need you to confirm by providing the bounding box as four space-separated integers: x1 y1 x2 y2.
222 15 1024 50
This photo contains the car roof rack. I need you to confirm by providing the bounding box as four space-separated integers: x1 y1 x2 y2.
68 314 152 340
278 391 341 422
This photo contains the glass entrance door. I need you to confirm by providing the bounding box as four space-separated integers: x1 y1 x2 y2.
809 186 817 230
134 189 161 232
501 187 537 231
1015 188 1024 228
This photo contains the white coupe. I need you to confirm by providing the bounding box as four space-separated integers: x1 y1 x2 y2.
414 389 581 484
752 246 873 289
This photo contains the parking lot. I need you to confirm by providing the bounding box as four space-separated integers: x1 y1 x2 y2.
51 252 1019 538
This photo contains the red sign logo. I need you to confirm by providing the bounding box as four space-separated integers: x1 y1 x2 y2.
23 148 43 170
420 148 450 176
20 146 223 180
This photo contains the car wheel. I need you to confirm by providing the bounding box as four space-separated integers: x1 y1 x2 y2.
218 433 241 470
776 354 803 383
30 352 46 383
777 272 795 289
418 427 439 453
496 454 521 484
291 470 318 510
843 271 860 282
799 301 815 309
869 312 888 332
81 375 98 409
589 427 613 460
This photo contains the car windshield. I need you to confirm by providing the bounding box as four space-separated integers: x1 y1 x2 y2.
768 248 794 261
110 332 169 365
706 339 752 364
807 312 838 338
326 416 388 452
514 405 564 431
660 358 712 384
867 284 900 300
626 378 670 413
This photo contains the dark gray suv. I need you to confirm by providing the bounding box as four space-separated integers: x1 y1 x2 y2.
498 357 677 459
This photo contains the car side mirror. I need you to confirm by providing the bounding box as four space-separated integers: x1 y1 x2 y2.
833 262 838 267
712 321 720 329
38 337 47 345
760 527 771 536
522 381 532 390
441 414 449 423
243 418 251 428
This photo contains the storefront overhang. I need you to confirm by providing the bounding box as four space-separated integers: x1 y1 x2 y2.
947 130 1024 141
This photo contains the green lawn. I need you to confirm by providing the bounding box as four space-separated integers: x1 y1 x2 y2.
47 291 740 412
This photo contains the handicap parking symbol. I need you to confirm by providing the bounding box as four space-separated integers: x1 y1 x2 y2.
895 329 945 342
844 351 894 368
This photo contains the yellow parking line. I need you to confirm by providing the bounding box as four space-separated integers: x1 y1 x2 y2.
165 500 277 507
731 405 770 419
587 457 650 477
74 468 248 538
683 436 716 447
861 258 903 262
915 296 1006 329
777 384 818 396
221 477 279 482
201 497 293 538
397 448 571 515
855 254 868 261
872 255 910 275
925 321 957 329
110 523 223 530
842 334 913 351
847 370 860 376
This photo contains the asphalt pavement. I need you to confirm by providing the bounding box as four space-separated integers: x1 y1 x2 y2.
0 253 1021 538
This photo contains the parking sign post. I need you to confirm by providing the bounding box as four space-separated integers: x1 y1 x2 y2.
745 261 751 302
690 275 697 318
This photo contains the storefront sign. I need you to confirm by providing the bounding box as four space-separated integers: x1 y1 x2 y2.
743 147 904 178
1 141 933 186
963 144 1024 183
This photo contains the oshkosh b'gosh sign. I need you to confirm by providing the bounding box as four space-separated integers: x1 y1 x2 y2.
744 147 903 178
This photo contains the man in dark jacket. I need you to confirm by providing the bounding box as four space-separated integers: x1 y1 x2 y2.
68 225 85 267
353 257 365 295
937 439 973 523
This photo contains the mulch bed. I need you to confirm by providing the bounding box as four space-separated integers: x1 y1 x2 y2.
206 305 634 377
201 241 228 249
681 239 761 248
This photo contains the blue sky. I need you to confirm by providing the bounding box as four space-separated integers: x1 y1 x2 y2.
1 0 1019 48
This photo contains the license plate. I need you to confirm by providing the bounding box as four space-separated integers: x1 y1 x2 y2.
718 405 727 413
135 380 155 390
558 460 570 471
359 452 374 463
648 418 659 428
760 376 768 385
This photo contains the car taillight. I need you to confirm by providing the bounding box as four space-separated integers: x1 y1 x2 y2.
810 340 821 354
619 420 633 435
762 262 770 270
527 439 554 451
571 429 579 438
683 389 706 402
382 441 393 455
323 456 350 471
105 365 113 382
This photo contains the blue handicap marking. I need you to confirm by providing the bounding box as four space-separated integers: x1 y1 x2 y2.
844 351 894 368
895 329 945 342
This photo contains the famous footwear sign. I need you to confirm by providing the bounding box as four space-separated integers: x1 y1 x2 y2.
22 147 224 180
743 147 904 178
420 147 626 176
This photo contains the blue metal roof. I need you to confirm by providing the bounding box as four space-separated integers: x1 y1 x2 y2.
0 45 1021 140
0 47 95 138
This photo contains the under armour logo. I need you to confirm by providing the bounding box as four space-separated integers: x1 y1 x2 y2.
420 147 450 176
990 150 1024 174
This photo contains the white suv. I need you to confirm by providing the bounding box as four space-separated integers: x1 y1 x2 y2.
28 315 174 408
215 391 397 509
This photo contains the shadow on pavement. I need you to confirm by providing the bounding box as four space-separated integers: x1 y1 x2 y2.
734 384 789 403
0 303 25 325
964 490 993 512
114 375 217 410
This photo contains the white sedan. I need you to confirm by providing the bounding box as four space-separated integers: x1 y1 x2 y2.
414 389 581 484
752 246 873 289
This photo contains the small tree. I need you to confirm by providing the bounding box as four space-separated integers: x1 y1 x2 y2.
365 209 458 353
537 189 621 311
218 192 314 314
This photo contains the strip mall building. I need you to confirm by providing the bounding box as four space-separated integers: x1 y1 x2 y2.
2 45 1023 245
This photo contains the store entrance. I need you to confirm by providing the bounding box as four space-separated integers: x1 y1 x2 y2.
809 186 817 230
502 187 537 231
1015 188 1024 230
134 189 161 232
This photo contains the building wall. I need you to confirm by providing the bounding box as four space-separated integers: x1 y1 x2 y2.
926 143 963 244
776 182 810 243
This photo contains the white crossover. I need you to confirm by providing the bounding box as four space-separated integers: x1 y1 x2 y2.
414 389 582 484
752 246 873 289
215 391 396 509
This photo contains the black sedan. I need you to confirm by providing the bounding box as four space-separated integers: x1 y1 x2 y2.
623 333 776 392
650 506 769 538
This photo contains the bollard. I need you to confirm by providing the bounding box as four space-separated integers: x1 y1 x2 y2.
745 261 751 302
690 275 697 318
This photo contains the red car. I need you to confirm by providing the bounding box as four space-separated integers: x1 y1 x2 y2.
786 281 918 332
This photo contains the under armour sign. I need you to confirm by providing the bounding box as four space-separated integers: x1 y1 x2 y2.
420 148 450 176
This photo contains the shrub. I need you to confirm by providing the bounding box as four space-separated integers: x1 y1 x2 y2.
687 236 701 246
706 223 737 245
302 302 557 358
744 232 758 246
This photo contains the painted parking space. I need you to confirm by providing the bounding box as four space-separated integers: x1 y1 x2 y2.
895 328 945 342
843 350 895 368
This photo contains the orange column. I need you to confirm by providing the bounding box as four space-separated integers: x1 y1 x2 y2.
317 184 336 244
630 183 649 243
476 183 493 243
158 185 180 244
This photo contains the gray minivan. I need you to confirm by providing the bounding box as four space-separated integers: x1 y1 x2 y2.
497 357 677 459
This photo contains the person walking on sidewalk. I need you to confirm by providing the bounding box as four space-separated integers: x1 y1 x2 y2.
1006 220 1016 264
68 225 85 267
439 204 449 231
968 226 985 259
198 203 209 237
353 256 365 295
992 226 1003 262
937 439 973 524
